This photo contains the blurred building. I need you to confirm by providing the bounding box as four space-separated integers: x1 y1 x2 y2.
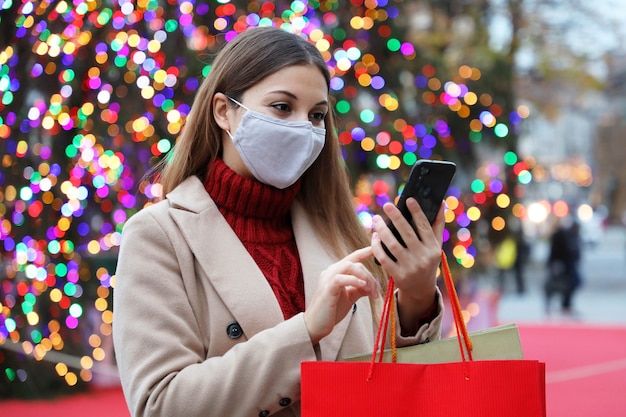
516 76 601 206
516 53 626 224
593 53 626 223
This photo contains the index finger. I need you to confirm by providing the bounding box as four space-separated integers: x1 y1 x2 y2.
345 246 374 262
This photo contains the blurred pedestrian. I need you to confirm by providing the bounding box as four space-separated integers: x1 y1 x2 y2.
622 210 626 260
494 217 529 295
513 232 529 294
494 235 518 293
544 217 583 316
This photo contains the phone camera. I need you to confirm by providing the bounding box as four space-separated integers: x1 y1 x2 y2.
420 166 430 175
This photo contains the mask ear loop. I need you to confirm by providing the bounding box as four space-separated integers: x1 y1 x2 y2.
226 96 248 110
224 96 245 140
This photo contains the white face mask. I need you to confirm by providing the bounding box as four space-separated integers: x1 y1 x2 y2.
226 97 326 189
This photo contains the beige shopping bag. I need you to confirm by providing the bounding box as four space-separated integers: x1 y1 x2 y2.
342 322 523 363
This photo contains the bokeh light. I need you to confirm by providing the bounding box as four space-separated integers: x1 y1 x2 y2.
0 0 535 392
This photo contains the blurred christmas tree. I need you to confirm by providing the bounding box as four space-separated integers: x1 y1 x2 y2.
0 0 530 397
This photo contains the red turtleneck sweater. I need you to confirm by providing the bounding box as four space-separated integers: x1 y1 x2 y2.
204 159 305 319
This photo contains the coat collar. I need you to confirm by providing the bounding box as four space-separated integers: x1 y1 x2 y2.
166 176 354 359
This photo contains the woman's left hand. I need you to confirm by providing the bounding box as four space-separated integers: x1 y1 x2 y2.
371 198 445 332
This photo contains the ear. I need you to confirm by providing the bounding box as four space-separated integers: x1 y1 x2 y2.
212 92 232 131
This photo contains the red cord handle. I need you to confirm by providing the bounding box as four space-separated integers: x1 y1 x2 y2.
441 249 473 360
368 278 395 380
368 250 473 379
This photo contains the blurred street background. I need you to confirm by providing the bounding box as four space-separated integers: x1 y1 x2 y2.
497 225 626 326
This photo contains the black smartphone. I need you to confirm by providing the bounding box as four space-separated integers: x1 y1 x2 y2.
380 159 457 262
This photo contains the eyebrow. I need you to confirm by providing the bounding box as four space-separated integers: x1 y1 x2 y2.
269 90 329 107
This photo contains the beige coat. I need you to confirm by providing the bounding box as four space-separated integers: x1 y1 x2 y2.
113 176 443 417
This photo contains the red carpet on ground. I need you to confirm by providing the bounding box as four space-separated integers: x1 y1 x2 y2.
2 323 626 417
1 385 129 417
518 323 626 417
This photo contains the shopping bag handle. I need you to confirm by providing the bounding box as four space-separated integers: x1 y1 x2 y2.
441 249 473 361
368 250 473 378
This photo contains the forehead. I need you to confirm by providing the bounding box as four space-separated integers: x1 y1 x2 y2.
248 64 328 101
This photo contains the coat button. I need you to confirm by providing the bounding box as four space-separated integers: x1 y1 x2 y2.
258 411 270 417
226 322 243 339
279 397 291 407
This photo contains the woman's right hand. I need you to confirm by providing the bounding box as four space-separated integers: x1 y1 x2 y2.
303 246 379 345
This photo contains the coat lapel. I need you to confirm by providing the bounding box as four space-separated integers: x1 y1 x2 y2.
292 203 355 361
167 177 285 338
167 176 355 360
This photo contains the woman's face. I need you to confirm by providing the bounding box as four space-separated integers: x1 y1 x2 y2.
213 64 329 179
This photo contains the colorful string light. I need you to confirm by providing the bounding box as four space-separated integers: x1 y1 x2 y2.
0 0 532 390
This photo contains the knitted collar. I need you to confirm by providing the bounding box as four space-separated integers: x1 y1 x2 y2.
204 158 301 220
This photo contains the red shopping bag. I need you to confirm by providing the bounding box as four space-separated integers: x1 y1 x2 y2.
301 251 546 417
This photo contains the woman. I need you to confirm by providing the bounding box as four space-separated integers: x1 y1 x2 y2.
113 26 445 417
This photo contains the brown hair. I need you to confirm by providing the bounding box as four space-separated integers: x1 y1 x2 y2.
158 27 383 281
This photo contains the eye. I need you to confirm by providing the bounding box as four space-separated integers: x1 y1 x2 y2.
310 111 326 122
271 102 291 113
